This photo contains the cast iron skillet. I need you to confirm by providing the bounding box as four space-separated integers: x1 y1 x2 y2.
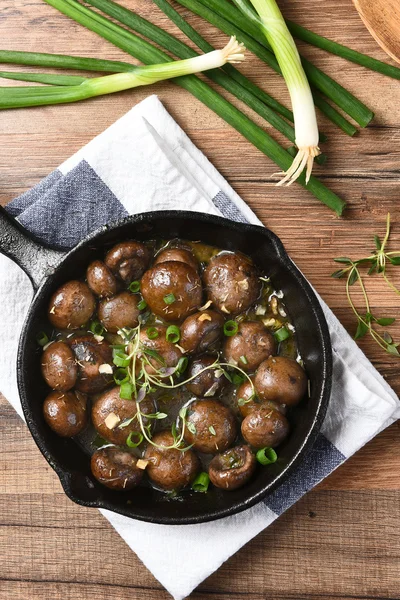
0 208 332 525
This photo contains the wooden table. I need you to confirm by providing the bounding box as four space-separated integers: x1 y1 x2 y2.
1 1 399 598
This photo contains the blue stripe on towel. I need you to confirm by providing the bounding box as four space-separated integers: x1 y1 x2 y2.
11 160 128 249
264 433 345 515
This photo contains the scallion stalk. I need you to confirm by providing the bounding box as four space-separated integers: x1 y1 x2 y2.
0 71 87 86
190 0 373 127
287 21 400 81
0 35 246 109
42 0 346 214
86 0 296 142
237 0 320 184
0 49 135 72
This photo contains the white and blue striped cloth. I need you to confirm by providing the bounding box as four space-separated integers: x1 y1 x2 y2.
1 95 399 600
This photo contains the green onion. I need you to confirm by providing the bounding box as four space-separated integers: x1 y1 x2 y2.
129 281 141 293
192 471 210 492
120 381 134 400
287 21 400 81
256 447 277 465
274 326 291 342
113 349 131 367
224 320 239 336
90 0 296 142
114 367 129 385
36 331 49 347
163 293 176 305
41 0 346 214
186 0 373 128
176 356 189 374
239 355 248 365
137 299 147 310
166 325 180 344
90 320 105 336
146 327 159 340
126 431 144 447
0 49 135 73
0 71 87 86
233 0 320 184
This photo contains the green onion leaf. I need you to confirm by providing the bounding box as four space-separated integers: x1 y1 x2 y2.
90 320 105 336
256 447 278 465
166 325 181 344
146 327 159 340
126 431 144 448
129 281 141 293
208 425 216 435
274 326 290 343
36 331 49 347
114 367 129 385
137 299 147 310
239 355 248 365
224 320 238 336
163 293 176 305
192 471 210 492
113 349 131 367
120 381 134 400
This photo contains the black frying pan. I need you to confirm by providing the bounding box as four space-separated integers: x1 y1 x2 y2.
0 208 332 525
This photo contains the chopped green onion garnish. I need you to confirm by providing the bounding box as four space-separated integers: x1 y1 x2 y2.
166 325 180 344
113 349 131 368
36 331 49 347
192 471 210 492
146 327 159 340
240 355 248 365
90 320 105 336
208 425 216 436
176 356 188 374
256 447 278 465
120 381 134 400
114 367 129 385
126 431 144 448
274 326 291 343
163 293 176 305
129 281 140 293
137 299 147 310
224 320 238 336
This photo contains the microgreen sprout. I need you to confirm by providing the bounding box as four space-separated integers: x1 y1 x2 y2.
332 214 399 356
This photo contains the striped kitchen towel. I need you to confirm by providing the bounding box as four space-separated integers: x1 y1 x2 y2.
0 95 398 600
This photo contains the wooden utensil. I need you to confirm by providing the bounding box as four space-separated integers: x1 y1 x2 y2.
353 0 400 64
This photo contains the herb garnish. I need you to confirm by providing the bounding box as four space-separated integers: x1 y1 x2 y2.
332 214 399 356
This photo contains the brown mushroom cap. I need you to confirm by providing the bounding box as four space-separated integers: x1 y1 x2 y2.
67 335 113 394
91 447 143 490
154 247 199 272
48 281 95 330
223 321 276 372
98 291 140 333
92 386 155 445
180 310 224 354
105 241 151 283
236 378 285 417
203 252 261 316
183 399 237 454
139 326 183 375
209 445 256 490
144 431 200 491
41 341 77 391
241 405 290 449
86 260 118 298
43 390 87 437
254 356 308 406
141 261 202 322
186 355 225 398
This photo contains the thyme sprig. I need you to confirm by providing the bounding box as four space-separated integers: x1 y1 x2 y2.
111 324 255 450
332 214 400 356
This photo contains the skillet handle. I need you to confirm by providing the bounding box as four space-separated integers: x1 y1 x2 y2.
0 205 64 290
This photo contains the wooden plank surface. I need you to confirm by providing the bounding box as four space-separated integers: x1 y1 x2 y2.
0 0 399 598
